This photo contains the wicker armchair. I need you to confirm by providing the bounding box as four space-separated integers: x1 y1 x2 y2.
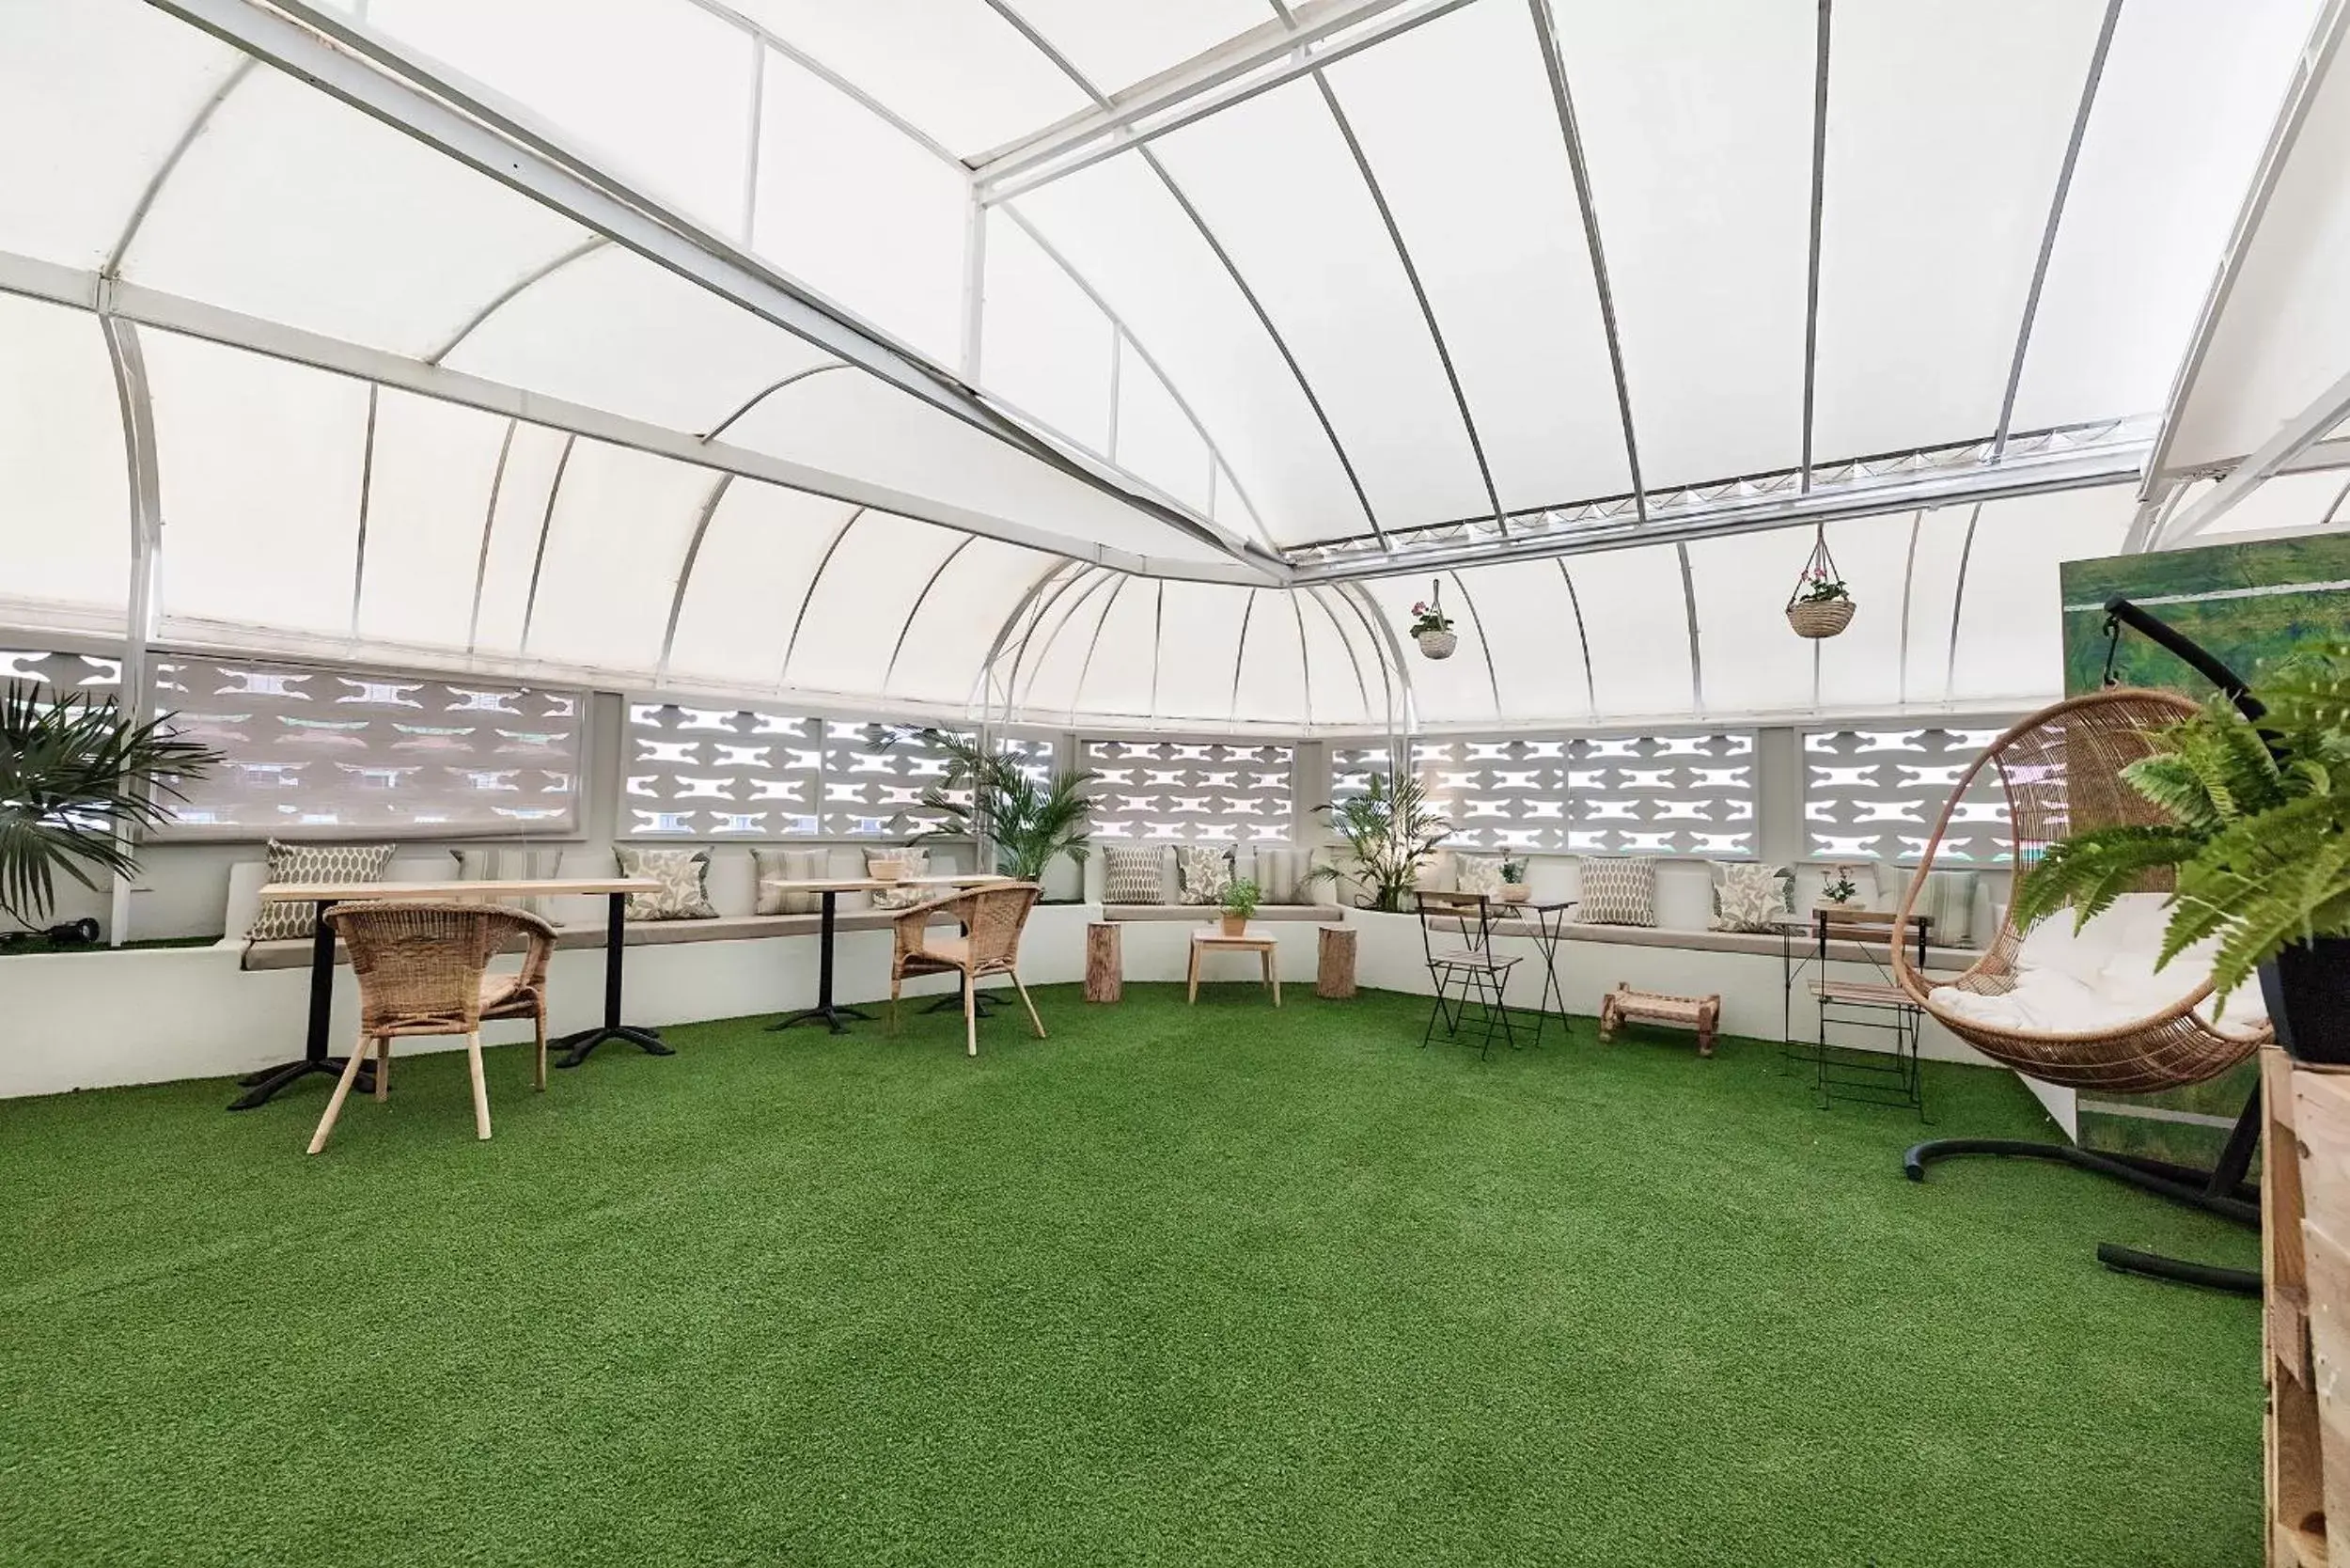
306 901 558 1155
887 882 1044 1058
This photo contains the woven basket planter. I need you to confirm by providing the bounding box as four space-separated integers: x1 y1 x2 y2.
1787 598 1856 639
1416 629 1458 660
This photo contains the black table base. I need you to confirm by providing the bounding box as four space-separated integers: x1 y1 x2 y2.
553 891 669 1068
772 888 868 1035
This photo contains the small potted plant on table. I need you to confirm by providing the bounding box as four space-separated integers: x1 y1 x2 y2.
1499 857 1530 902
1815 865 1861 912
1220 878 1261 937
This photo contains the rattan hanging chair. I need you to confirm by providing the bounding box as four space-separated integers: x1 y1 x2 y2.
1889 686 2273 1095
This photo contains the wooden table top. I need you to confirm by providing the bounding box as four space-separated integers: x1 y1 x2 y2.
1192 928 1278 948
260 877 659 902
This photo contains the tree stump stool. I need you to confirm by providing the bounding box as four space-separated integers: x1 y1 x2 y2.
1085 921 1122 1003
1317 924 1357 999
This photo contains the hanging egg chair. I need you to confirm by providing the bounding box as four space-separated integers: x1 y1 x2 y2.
1786 528 1856 638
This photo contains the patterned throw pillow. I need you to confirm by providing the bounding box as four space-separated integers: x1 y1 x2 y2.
867 846 929 910
1873 864 1976 947
1102 843 1167 905
1710 861 1794 933
1576 856 1657 928
753 848 828 915
448 845 561 920
247 840 397 942
1455 855 1507 899
614 846 718 920
1177 844 1232 905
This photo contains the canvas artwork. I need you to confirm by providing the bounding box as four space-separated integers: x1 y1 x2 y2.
2055 532 2350 1167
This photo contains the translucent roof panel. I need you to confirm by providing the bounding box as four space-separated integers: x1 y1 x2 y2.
2167 9 2350 472
352 392 517 652
0 297 130 618
522 441 715 674
469 425 575 658
1324 0 1629 513
125 64 591 360
144 333 369 643
752 48 966 368
728 0 1089 154
2008 0 2315 432
1949 486 2130 703
1114 358 1213 521
1008 0 1269 104
1011 158 1371 544
1685 530 1820 718
1152 81 1490 526
1296 588 1383 731
1561 544 1699 721
0 0 243 272
662 481 858 694
1066 576 1160 722
892 539 1058 710
1811 514 1919 713
979 216 1114 456
1232 589 1311 728
1811 0 2110 458
1355 575 1498 727
368 0 758 236
782 511 961 697
1142 579 1250 724
1554 0 1813 490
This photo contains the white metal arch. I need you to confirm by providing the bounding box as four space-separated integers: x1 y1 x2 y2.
777 505 868 684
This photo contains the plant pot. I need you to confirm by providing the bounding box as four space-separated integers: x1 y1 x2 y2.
1219 913 1249 937
1787 598 1856 639
870 859 905 884
1416 629 1457 660
2262 936 2350 1065
1499 884 1530 902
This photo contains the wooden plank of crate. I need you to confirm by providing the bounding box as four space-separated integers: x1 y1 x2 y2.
2301 1071 2350 1253
2276 1356 2331 1566
2310 1225 2350 1566
2274 1048 2323 1564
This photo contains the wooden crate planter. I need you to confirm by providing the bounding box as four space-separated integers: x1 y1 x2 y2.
2265 1044 2350 1566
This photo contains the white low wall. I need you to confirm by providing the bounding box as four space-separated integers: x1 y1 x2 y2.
2 904 2073 1139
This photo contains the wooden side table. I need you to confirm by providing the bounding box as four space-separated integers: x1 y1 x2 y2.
1316 925 1357 998
1598 982 1721 1057
1085 921 1122 1003
1188 929 1279 1007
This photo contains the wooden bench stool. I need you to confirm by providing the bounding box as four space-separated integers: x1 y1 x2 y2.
1598 982 1721 1058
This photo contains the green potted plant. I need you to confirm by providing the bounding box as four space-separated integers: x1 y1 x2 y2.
1816 865 1861 911
1219 877 1260 937
1308 772 1451 913
1499 856 1530 902
2010 645 2350 1061
1 682 221 942
907 729 1102 888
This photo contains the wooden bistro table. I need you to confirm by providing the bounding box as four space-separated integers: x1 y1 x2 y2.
1188 927 1281 1007
759 875 1011 1035
236 877 666 1111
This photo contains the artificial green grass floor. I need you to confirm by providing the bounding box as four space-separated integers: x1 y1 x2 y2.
0 986 2261 1567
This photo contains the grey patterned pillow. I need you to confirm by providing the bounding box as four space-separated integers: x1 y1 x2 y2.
1874 864 1976 946
1177 844 1232 905
614 846 717 920
448 845 561 920
1456 855 1507 899
753 847 827 915
1710 861 1793 933
1102 843 1167 905
1253 846 1303 905
1577 856 1657 927
867 846 929 910
248 840 397 941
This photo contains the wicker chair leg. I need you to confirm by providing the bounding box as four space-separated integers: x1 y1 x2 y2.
306 1036 373 1155
464 1031 492 1141
533 1009 547 1092
889 970 901 1036
373 1035 390 1102
964 975 979 1058
1010 970 1045 1039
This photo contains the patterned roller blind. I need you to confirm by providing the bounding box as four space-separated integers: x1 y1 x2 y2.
1332 731 1758 856
1 647 585 836
1081 739 1295 843
1801 724 2013 863
624 703 822 838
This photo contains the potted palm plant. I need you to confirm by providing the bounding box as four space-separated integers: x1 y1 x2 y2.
1220 877 1260 938
1308 772 1451 913
907 729 1101 888
2010 645 2350 1062
1 682 221 943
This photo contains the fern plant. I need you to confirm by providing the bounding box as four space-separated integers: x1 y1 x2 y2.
2010 644 2350 1005
1308 771 1451 913
903 729 1102 885
0 682 222 929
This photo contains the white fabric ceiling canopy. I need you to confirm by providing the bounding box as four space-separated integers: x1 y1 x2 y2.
0 0 2346 740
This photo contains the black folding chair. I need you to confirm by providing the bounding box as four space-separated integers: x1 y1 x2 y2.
1416 890 1521 1059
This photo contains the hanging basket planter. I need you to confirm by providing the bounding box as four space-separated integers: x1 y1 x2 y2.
1785 528 1856 640
1408 580 1458 660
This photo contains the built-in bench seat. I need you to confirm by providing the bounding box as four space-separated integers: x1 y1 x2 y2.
1100 903 1348 923
234 906 971 972
1543 919 1975 973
